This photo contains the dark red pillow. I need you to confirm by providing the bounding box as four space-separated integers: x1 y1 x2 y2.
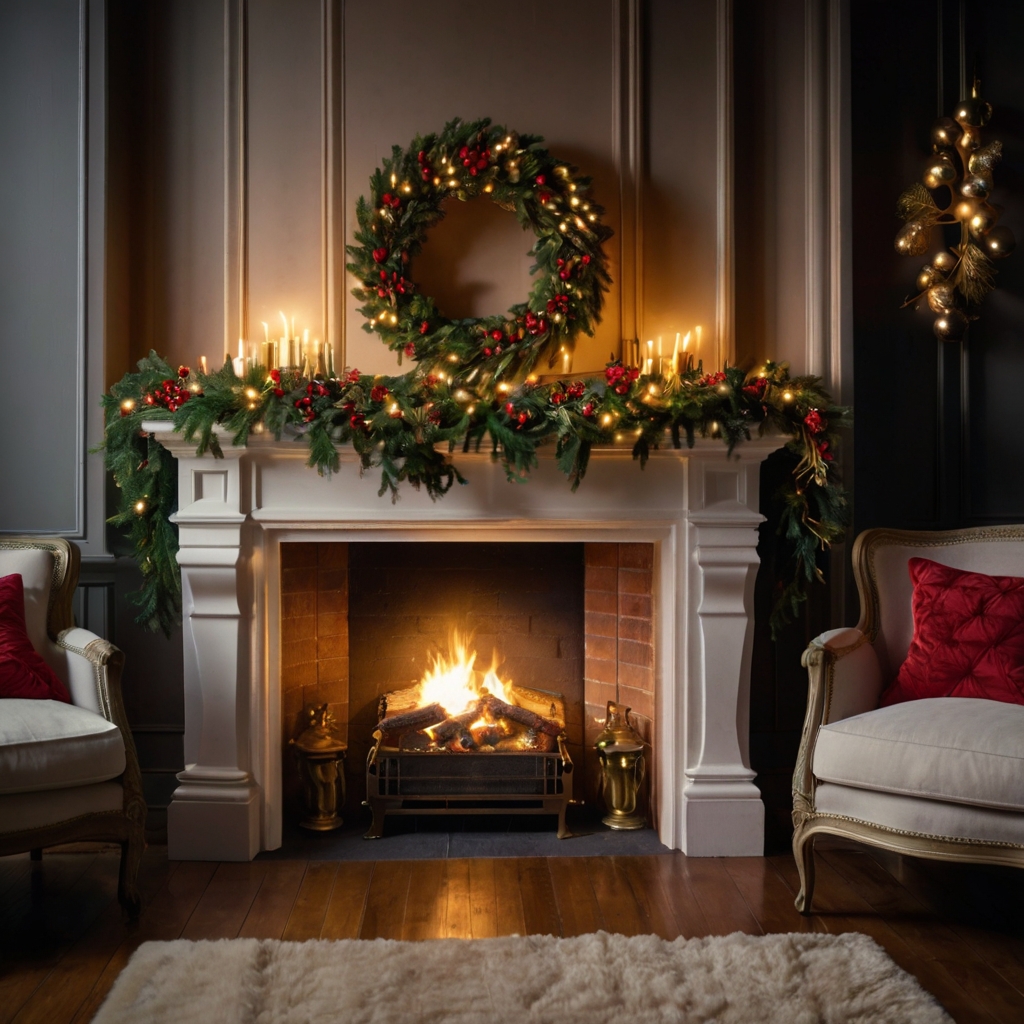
880 557 1024 708
0 573 71 702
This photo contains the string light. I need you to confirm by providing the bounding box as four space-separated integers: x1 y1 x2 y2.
120 399 135 413
782 391 793 402
244 387 259 400
133 499 147 515
601 413 613 426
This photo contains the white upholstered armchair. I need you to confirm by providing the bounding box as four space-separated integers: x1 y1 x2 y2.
793 525 1024 913
0 537 146 915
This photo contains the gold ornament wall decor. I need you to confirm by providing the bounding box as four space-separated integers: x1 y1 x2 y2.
896 82 1015 340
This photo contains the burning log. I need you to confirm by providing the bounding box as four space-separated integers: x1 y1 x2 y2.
377 702 446 731
480 694 562 736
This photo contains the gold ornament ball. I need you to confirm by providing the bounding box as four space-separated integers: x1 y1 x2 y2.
958 126 982 151
916 265 940 292
932 250 957 272
960 174 991 199
927 283 955 313
954 199 978 222
983 224 1015 259
923 156 957 189
953 97 992 128
931 117 960 149
934 309 968 341
895 220 930 257
968 205 997 238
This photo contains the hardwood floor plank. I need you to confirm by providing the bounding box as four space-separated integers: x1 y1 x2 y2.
770 852 993 1024
674 858 762 936
822 848 1024 1024
722 857 815 936
282 862 338 941
360 861 412 941
180 862 268 940
650 855 712 938
401 860 447 940
585 856 647 936
443 859 472 939
547 856 602 937
68 859 218 1024
468 858 498 939
517 858 561 937
491 858 526 937
321 861 375 940
618 855 682 939
0 856 33 903
238 861 307 939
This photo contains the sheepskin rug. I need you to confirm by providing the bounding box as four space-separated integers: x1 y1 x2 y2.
92 930 952 1024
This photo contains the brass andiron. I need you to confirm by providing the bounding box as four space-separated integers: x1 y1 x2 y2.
290 704 348 832
595 700 646 830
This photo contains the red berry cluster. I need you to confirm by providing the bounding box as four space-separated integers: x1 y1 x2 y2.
427 406 442 425
339 401 365 430
803 408 833 461
458 143 491 176
380 192 401 210
417 150 432 181
377 270 408 298
370 384 389 403
523 311 548 336
546 293 571 318
605 363 640 395
556 254 591 281
742 376 768 399
504 401 530 428
549 381 587 406
270 368 285 397
372 247 389 264
295 381 330 423
144 367 192 413
482 327 512 357
698 370 727 387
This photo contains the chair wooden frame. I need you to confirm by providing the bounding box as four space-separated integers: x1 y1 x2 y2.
792 525 1024 913
0 536 146 916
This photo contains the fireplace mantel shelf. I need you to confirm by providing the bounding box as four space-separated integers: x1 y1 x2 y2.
149 420 783 861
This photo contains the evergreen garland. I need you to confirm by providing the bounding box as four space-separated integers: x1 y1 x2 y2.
100 352 849 638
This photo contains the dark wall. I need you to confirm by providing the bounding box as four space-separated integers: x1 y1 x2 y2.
852 0 1024 533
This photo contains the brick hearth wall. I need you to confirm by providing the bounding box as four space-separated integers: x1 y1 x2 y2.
583 542 655 824
280 543 350 811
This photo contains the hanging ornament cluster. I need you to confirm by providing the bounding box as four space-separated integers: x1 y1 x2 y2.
896 83 1015 340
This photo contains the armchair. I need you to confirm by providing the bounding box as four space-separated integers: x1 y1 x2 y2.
0 537 145 915
793 525 1024 913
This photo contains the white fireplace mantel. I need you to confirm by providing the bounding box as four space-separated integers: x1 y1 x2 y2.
147 423 782 860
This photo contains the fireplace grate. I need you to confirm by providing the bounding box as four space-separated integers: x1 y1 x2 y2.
364 746 573 838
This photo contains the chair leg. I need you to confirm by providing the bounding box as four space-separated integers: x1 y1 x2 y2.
118 828 145 919
793 823 816 915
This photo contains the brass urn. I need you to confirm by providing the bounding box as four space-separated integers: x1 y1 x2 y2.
594 701 646 830
290 704 348 831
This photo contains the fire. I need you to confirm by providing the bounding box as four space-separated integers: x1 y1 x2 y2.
416 633 514 717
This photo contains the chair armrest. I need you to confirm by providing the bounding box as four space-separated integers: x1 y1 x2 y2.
793 627 885 820
55 628 146 827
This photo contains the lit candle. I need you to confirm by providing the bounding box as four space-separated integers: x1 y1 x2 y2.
657 336 663 375
279 311 290 366
563 350 570 376
646 339 653 375
671 333 680 374
199 355 208 375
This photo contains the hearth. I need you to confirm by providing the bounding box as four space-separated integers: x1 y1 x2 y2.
363 635 573 837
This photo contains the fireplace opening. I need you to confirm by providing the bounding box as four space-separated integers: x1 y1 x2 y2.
279 540 655 835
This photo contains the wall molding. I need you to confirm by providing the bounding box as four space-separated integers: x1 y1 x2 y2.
613 0 643 357
224 0 248 364
716 0 734 368
322 0 344 358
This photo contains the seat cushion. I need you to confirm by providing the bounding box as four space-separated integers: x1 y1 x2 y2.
813 697 1024 812
0 574 70 702
880 558 1024 708
0 698 126 794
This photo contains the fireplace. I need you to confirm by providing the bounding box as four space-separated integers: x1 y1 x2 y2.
154 425 780 861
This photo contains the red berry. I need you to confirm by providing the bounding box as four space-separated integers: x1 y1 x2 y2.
581 254 591 264
536 175 546 185
274 387 284 397
491 330 503 340
419 320 430 334
517 411 528 424
505 402 515 415
372 247 388 263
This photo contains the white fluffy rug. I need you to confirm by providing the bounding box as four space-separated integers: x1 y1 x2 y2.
92 931 951 1024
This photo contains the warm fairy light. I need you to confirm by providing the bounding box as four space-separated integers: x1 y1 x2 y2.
188 382 201 393
647 384 659 395
588 214 597 222
447 353 459 362
601 413 613 426
244 387 259 400
378 311 388 321
133 499 147 514
575 217 586 229
496 383 511 393
525 374 538 384
390 314 398 324
433 177 441 186
559 222 567 232
448 178 458 187
415 632 514 718
569 183 577 192
570 197 580 206
466 405 476 415
553 313 562 323
390 173 397 186
120 398 135 412
782 390 794 402
483 184 493 192
454 389 469 402
403 184 412 193
389 402 400 415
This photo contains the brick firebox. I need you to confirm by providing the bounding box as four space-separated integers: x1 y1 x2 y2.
280 541 656 825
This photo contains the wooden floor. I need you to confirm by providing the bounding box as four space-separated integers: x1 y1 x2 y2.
1 843 1023 1024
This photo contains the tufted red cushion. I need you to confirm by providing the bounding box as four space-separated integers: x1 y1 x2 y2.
0 574 71 702
880 558 1024 708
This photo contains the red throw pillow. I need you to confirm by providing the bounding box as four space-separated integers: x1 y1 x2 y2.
880 557 1024 708
0 573 71 702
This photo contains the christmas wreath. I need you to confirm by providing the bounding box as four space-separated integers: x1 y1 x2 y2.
346 118 612 379
100 118 849 640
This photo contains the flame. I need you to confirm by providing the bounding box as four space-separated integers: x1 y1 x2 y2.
416 633 514 718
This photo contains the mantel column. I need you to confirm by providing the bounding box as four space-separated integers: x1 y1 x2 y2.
157 431 260 860
679 454 767 856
